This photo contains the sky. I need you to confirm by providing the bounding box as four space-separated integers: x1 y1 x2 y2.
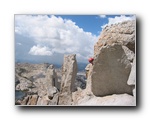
15 14 135 65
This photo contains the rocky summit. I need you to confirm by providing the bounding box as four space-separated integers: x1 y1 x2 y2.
15 20 136 106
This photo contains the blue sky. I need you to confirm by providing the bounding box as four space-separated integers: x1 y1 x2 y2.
55 15 107 36
15 15 135 65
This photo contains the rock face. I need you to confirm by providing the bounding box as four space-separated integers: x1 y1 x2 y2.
128 57 136 85
72 20 136 106
58 54 77 105
94 20 135 55
90 20 136 97
37 65 59 105
128 57 136 98
46 65 59 90
15 63 60 105
91 44 134 96
85 63 93 93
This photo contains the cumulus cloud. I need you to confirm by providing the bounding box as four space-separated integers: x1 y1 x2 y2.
101 15 135 28
15 15 98 62
99 15 106 18
29 45 53 56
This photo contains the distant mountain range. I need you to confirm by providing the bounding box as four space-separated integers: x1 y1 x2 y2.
15 61 87 72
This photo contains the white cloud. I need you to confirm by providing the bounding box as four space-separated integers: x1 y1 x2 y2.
29 45 53 56
99 15 106 18
101 15 135 29
15 15 98 62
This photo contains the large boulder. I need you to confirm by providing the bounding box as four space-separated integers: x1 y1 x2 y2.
94 20 135 55
91 44 134 96
58 54 77 105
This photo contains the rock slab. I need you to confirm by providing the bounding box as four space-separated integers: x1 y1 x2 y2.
91 44 134 96
58 54 77 105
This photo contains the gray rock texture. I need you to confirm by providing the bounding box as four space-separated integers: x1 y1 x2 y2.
91 44 134 96
94 20 135 55
127 57 136 85
58 54 77 105
85 63 93 94
46 65 59 89
37 96 50 105
27 95 38 105
15 63 60 105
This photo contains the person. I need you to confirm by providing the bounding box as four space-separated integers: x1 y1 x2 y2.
85 57 94 79
88 57 94 65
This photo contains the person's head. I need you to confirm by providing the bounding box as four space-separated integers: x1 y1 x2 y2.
88 57 94 64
